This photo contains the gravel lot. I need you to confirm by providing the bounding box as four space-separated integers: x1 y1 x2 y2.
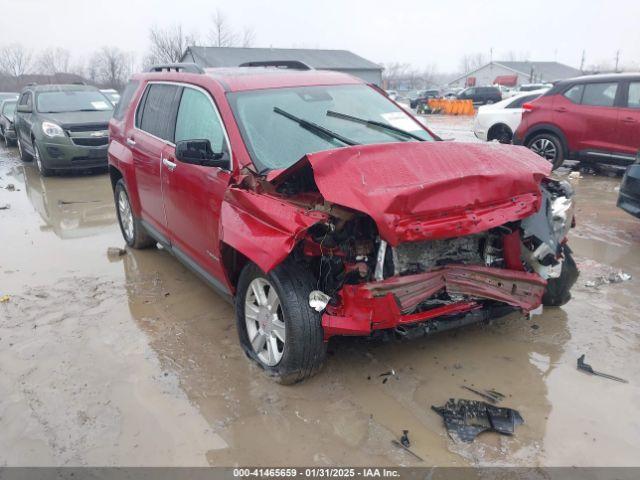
1 115 639 467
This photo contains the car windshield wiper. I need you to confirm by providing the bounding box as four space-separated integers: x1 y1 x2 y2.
273 107 359 146
326 110 425 142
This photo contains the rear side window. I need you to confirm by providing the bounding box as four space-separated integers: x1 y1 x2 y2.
582 82 618 107
18 92 32 108
137 84 180 142
563 84 584 103
113 80 139 120
626 82 640 108
507 94 539 109
175 88 227 153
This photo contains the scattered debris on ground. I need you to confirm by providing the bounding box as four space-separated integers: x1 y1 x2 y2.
379 369 398 384
5 183 15 191
390 438 423 461
58 199 101 205
584 271 631 288
400 429 410 447
0 203 9 210
432 399 524 442
106 247 127 261
0 295 10 303
577 354 628 383
461 386 505 404
568 171 582 179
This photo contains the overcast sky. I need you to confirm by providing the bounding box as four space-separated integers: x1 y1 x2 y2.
2 0 639 72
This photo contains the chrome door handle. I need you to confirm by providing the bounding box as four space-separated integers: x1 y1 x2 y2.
126 137 136 146
162 157 177 171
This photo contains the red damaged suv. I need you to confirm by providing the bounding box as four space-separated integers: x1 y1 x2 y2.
108 62 578 384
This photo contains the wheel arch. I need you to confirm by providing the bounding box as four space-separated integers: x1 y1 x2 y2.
524 124 569 157
487 123 513 141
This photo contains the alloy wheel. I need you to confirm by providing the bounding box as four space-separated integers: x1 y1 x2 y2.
117 189 134 242
530 138 557 162
244 277 286 366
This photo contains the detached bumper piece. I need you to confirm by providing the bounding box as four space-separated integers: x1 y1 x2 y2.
432 399 524 443
322 264 546 338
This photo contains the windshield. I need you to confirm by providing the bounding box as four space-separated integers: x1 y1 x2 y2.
36 90 114 113
2 101 16 117
228 84 433 172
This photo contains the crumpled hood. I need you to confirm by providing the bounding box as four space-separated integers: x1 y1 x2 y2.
269 141 552 244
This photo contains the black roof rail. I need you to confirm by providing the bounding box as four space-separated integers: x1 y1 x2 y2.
238 60 313 71
147 63 204 74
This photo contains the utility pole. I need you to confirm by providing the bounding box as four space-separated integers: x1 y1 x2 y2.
490 47 493 64
580 50 586 72
615 50 621 72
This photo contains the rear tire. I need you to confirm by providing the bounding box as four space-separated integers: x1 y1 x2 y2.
527 133 565 170
489 124 513 144
542 246 579 306
114 179 156 249
236 260 326 384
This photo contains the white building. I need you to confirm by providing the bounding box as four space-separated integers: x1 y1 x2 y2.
448 61 583 88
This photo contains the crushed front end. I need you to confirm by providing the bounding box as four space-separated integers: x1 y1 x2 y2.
229 142 578 340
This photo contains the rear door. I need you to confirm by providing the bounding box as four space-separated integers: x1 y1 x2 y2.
616 80 640 158
576 81 620 154
162 85 232 283
128 83 181 238
16 92 34 149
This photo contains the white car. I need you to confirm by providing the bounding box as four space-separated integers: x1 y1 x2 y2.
473 89 548 143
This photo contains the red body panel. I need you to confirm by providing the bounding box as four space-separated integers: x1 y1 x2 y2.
220 188 328 273
270 142 551 245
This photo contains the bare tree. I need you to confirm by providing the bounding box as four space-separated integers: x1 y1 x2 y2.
459 53 486 74
35 47 72 75
241 27 256 48
210 9 237 47
89 46 134 90
145 24 196 67
0 43 33 79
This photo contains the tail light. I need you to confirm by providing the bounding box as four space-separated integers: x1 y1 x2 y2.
522 103 535 112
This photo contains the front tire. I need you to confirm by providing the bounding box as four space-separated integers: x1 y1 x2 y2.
542 246 579 306
114 179 156 249
236 260 326 384
527 133 565 170
34 143 53 176
17 137 32 162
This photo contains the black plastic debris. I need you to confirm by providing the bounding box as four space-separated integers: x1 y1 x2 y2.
577 354 628 383
400 430 410 447
432 399 524 442
462 385 505 404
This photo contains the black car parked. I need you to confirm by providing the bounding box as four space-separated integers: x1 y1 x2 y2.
457 86 502 105
410 89 440 109
0 98 18 147
618 154 640 218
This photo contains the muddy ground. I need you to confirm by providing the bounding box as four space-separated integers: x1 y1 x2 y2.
1 116 639 467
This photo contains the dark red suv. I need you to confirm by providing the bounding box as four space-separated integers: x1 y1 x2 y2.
514 73 640 169
108 63 578 383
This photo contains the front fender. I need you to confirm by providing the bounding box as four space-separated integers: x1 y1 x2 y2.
220 187 327 273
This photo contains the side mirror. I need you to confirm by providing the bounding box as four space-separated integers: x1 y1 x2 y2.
16 104 32 113
175 139 229 169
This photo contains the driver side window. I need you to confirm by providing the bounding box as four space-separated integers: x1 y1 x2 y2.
175 88 227 155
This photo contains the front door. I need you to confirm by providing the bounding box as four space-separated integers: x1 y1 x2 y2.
162 86 232 283
129 83 181 236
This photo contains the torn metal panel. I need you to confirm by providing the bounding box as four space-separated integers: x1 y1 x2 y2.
269 141 551 244
220 187 328 273
360 264 546 312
